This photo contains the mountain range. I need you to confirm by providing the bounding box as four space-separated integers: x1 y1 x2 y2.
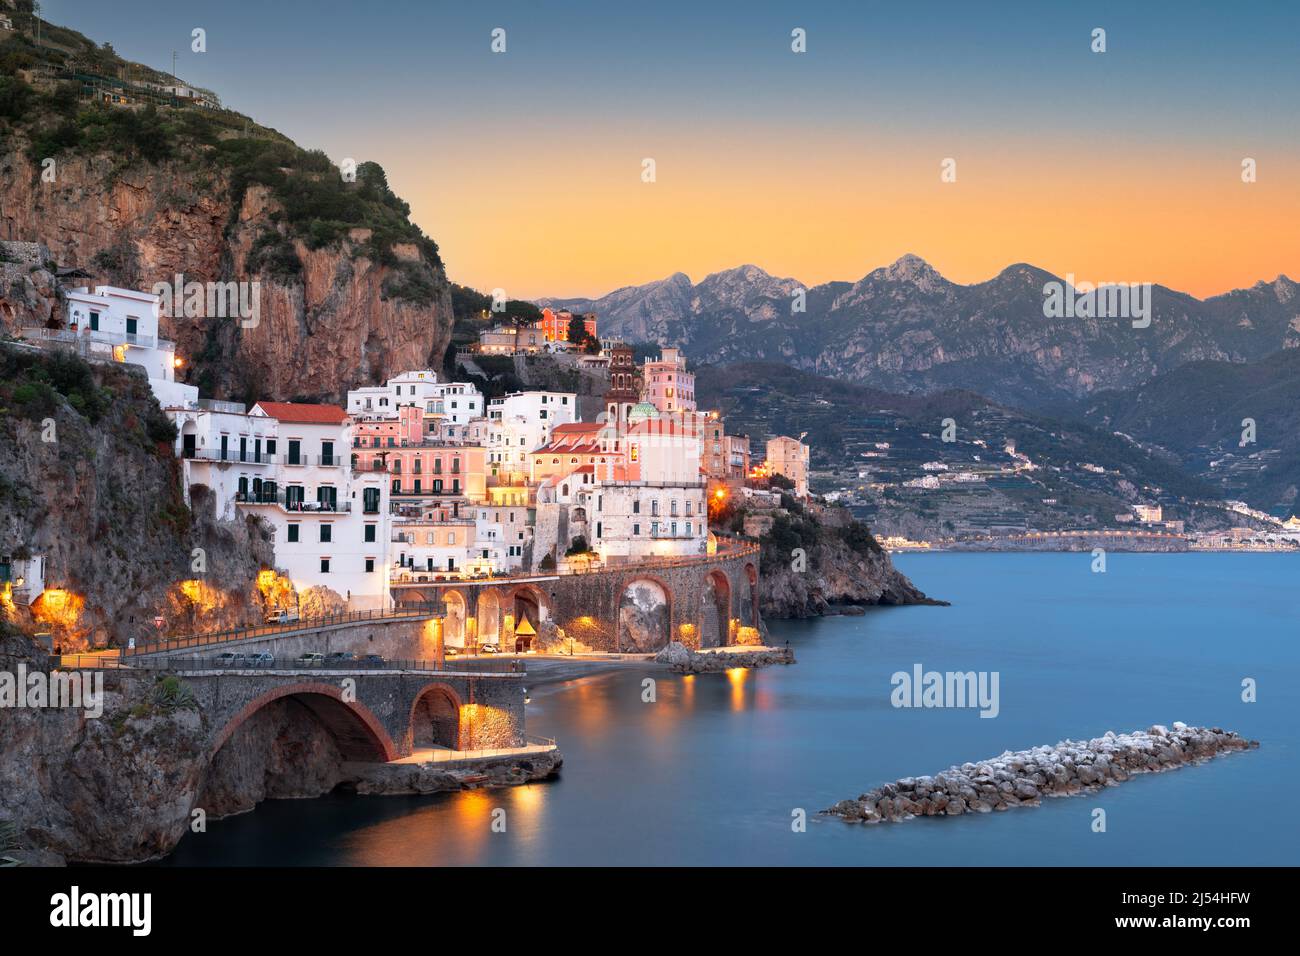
541 256 1300 413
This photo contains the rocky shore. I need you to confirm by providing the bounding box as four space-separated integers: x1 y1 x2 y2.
824 724 1258 825
344 749 563 796
654 641 794 673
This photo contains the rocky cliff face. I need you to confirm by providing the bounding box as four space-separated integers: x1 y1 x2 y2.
752 503 939 618
760 533 935 618
542 256 1300 412
0 144 454 402
0 348 273 650
0 625 208 865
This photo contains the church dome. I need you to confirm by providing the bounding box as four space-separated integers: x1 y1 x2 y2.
628 401 659 423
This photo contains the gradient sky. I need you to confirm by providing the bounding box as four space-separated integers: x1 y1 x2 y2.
45 0 1300 299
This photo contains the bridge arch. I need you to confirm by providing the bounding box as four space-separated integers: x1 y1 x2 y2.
617 574 673 652
475 587 504 648
701 569 732 648
443 589 468 648
504 583 550 651
210 682 398 763
408 682 465 751
741 563 760 630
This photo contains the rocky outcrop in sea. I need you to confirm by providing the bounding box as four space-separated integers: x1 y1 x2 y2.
654 641 794 673
824 724 1258 824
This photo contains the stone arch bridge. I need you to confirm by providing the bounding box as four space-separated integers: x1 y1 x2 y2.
153 662 527 761
393 540 762 653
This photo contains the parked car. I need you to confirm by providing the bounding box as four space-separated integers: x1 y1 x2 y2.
444 646 460 657
479 643 500 655
325 651 356 664
265 608 300 625
296 652 325 666
361 654 386 666
213 652 247 667
246 652 274 667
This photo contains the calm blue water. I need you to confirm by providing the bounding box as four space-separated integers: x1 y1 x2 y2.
163 553 1299 865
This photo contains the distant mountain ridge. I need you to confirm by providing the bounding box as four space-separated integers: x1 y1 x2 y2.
540 256 1300 412
1080 348 1300 513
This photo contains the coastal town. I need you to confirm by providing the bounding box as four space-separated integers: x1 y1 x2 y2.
3 282 810 656
0 1 1293 900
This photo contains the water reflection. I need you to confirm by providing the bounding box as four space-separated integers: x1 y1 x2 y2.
159 555 1300 867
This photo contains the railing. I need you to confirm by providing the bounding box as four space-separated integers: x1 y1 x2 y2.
185 449 276 464
280 455 342 467
236 491 351 513
420 733 555 763
197 398 248 414
114 654 525 675
123 603 445 657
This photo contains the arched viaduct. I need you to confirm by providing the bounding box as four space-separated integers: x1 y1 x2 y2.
393 541 762 653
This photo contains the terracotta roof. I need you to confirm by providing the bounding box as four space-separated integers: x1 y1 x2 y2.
552 422 602 435
254 401 348 424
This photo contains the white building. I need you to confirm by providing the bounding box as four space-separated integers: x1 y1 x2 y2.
346 370 483 425
59 285 197 408
487 391 578 479
165 398 279 520
234 402 393 611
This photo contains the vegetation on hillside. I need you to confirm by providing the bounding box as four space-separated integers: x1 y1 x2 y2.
0 17 444 291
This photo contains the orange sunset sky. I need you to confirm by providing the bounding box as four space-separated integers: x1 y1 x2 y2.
56 0 1300 300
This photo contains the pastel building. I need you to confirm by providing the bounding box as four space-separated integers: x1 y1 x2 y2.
540 307 597 343
764 435 810 498
487 391 578 481
643 347 695 413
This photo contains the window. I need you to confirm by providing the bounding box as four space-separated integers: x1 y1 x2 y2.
287 524 300 543
633 523 641 535
287 439 301 465
320 558 331 573
320 524 332 543
364 523 376 543
365 557 375 573
448 532 456 545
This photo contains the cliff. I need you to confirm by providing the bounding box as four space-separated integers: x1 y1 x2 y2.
0 345 273 650
0 24 453 402
742 499 941 618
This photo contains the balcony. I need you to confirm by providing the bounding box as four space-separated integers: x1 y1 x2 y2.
236 491 351 513
650 527 699 539
280 454 342 468
184 449 275 465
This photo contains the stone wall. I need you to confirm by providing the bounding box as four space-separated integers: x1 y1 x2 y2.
542 544 761 653
145 616 441 663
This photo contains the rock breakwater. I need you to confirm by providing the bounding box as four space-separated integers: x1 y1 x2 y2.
654 641 794 673
824 723 1257 825
344 750 563 796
